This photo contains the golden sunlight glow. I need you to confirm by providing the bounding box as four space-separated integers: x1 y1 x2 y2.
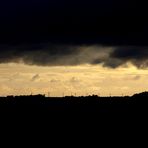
0 63 148 97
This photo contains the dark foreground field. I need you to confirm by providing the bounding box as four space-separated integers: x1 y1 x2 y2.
0 92 148 142
0 92 148 115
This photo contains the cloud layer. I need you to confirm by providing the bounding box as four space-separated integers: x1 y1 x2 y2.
0 44 148 68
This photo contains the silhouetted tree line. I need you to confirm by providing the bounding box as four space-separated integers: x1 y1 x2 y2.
0 92 147 114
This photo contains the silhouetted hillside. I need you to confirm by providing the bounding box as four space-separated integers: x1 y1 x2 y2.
0 92 147 114
132 91 148 98
0 92 148 138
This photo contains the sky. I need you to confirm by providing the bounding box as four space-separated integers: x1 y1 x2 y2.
0 45 148 97
0 0 148 96
0 62 148 97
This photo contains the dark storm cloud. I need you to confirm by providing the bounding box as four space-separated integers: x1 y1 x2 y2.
0 43 148 69
0 1 148 68
111 47 148 59
0 43 107 66
109 47 148 68
0 43 79 63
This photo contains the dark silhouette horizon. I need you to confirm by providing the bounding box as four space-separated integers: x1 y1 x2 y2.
0 91 148 114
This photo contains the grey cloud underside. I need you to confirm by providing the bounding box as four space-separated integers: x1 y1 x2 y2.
111 47 148 68
0 44 148 68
